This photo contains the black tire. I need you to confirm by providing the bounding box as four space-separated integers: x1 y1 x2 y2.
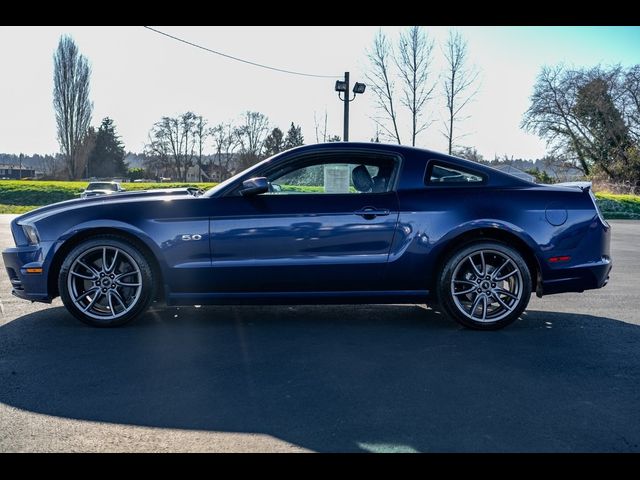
59 235 155 327
437 241 532 330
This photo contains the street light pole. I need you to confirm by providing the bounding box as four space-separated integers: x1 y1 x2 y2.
335 72 365 143
343 71 350 141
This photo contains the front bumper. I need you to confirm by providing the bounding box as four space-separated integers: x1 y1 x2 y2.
2 246 51 303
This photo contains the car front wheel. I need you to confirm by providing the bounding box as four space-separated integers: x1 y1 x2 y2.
437 241 532 330
59 235 154 327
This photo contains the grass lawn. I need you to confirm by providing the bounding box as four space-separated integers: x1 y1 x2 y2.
0 204 40 214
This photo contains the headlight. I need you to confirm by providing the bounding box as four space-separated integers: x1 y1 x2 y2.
22 224 40 245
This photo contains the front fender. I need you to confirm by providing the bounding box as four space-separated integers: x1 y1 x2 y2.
45 220 171 292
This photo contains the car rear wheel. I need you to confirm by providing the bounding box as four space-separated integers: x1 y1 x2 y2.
59 235 154 327
437 241 532 330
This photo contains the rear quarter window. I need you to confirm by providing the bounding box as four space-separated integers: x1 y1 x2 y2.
425 161 485 185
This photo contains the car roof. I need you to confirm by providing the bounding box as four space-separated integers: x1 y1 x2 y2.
282 142 533 186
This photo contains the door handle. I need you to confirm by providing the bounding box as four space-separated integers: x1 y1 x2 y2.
354 207 390 219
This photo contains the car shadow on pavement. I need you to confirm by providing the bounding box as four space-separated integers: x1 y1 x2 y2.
1 304 639 452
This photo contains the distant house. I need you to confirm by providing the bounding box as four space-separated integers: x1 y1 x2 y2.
491 164 535 183
0 164 39 179
204 163 233 182
184 163 234 183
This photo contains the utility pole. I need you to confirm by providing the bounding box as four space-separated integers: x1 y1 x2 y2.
343 71 350 141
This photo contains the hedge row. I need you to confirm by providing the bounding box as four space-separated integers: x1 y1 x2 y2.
0 181 213 206
595 192 640 219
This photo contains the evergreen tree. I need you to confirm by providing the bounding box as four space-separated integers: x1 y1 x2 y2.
283 122 304 150
87 117 127 178
263 127 285 157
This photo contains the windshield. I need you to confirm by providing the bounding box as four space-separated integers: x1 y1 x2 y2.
87 182 118 191
202 155 278 197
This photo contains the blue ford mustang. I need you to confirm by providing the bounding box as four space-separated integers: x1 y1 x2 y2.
2 143 612 329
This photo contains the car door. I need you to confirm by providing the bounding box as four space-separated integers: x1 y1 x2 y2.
207 152 401 292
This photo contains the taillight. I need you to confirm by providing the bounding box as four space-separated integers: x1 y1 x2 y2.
548 256 571 263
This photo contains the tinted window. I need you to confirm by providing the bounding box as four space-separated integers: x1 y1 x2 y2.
426 163 484 184
264 155 397 195
88 182 118 191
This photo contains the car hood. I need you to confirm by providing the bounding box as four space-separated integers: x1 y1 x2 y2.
16 188 197 224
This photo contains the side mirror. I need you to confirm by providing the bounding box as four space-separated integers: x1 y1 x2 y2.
240 177 269 196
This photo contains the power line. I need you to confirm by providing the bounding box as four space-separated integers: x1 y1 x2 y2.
143 26 341 79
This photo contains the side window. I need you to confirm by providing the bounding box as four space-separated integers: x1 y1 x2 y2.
426 162 484 184
265 156 397 194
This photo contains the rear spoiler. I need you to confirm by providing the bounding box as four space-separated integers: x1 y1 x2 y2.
552 181 592 192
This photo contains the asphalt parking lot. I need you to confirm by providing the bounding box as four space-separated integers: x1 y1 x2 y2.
0 214 639 452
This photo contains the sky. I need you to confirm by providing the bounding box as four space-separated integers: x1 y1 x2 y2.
1 26 639 159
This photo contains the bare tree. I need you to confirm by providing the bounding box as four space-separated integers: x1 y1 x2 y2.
442 30 479 154
145 112 198 181
53 35 93 179
522 65 637 180
194 115 208 182
235 111 270 169
366 30 402 144
76 127 96 178
314 112 320 144
39 154 64 179
210 122 239 181
622 65 640 144
313 110 329 143
143 139 171 180
452 146 483 163
396 26 436 146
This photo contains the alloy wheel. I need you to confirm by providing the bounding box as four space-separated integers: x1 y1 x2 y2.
450 249 523 323
67 246 143 320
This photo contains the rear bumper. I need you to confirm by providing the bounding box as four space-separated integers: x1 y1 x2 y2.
539 256 612 296
537 214 612 297
2 246 51 303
